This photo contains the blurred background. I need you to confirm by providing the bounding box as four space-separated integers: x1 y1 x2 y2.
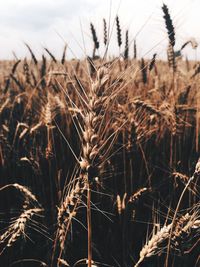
0 0 199 60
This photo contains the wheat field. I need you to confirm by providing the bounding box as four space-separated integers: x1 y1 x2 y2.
0 3 199 267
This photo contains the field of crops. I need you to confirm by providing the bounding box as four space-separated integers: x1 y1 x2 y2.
0 4 199 267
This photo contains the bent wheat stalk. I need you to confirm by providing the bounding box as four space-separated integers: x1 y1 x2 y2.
134 223 172 267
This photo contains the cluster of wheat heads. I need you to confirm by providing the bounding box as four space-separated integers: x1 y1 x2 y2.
0 3 200 267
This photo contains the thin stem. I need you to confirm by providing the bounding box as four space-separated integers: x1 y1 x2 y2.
87 182 92 267
165 175 194 267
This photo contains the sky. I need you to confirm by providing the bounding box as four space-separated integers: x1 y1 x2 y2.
0 0 199 60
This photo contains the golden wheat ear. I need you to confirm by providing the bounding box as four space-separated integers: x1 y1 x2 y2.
134 223 172 267
0 208 43 253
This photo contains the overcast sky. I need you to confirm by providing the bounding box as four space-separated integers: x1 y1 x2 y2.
0 0 199 60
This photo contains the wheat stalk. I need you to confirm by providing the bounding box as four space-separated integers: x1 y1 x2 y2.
90 23 99 59
103 18 107 46
162 3 175 47
0 208 43 252
134 223 172 267
116 16 122 49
